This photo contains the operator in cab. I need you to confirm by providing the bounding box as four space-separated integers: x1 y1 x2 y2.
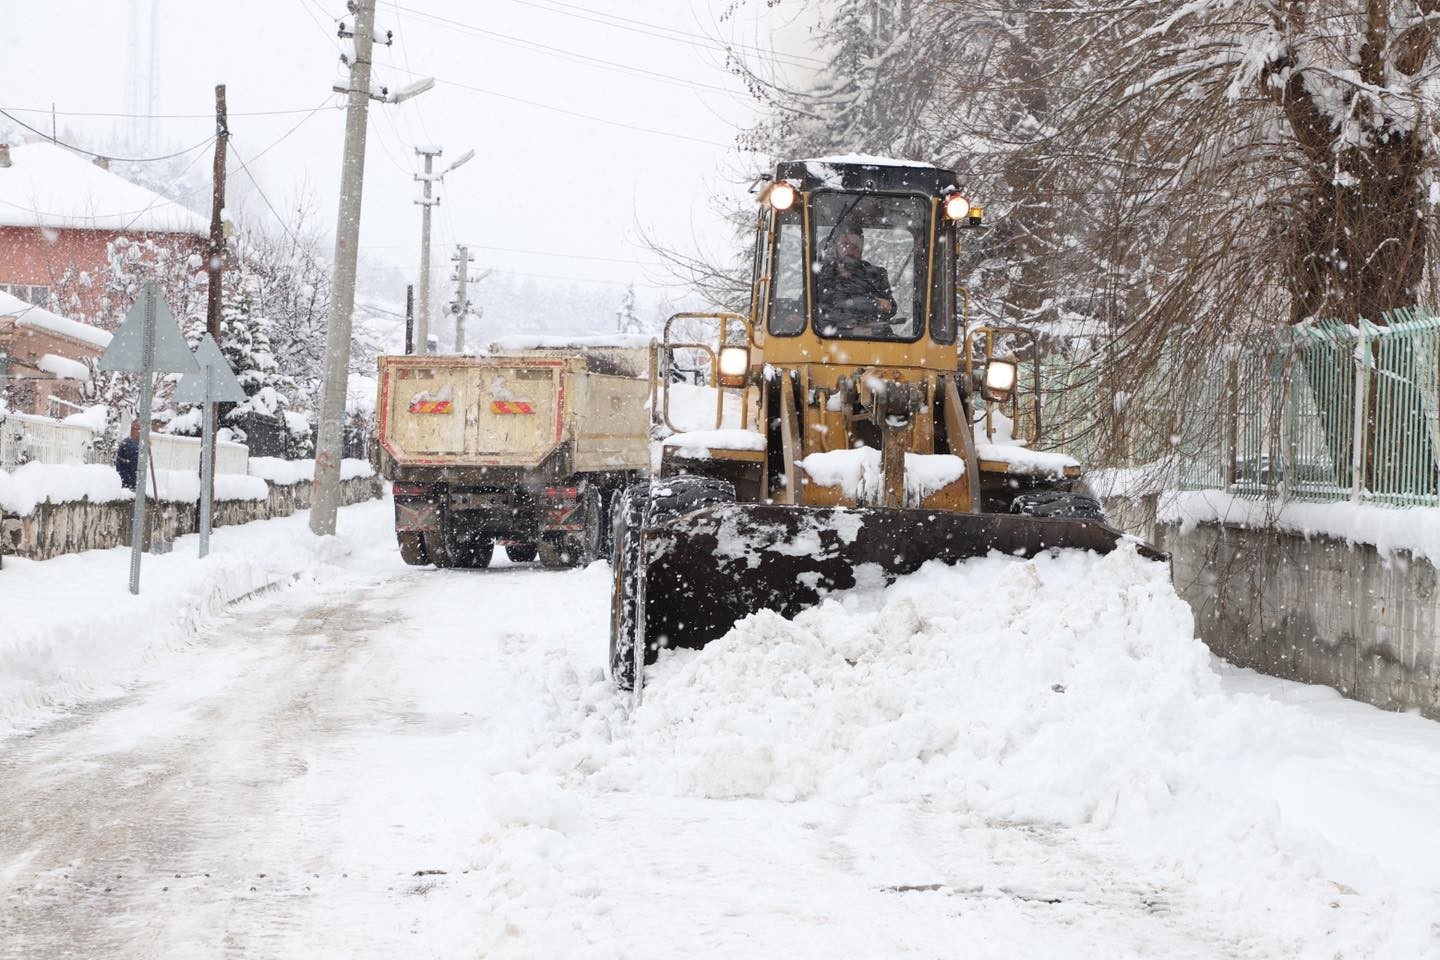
815 226 896 335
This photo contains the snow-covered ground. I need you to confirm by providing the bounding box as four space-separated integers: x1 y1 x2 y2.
3 496 1440 957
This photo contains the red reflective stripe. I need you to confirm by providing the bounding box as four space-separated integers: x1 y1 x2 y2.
409 399 453 414
491 400 536 415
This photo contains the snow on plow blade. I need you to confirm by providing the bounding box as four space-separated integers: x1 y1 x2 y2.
643 504 1166 651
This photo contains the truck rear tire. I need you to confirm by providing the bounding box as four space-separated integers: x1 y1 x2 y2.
538 485 605 568
505 542 538 563
454 536 495 569
423 529 455 568
1010 489 1106 522
397 531 430 566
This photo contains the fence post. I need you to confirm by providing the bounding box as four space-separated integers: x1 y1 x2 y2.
1351 321 1370 503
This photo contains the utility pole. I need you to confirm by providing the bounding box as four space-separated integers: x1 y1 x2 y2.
310 0 379 537
412 146 442 355
206 84 228 341
310 0 433 537
203 84 229 522
450 245 471 352
410 147 475 354
405 283 414 355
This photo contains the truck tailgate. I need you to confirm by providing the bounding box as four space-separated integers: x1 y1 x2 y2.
379 356 565 467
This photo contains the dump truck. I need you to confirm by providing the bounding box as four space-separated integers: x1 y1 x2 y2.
375 336 651 568
609 156 1164 690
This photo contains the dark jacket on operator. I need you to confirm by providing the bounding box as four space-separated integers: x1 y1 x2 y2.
815 258 897 326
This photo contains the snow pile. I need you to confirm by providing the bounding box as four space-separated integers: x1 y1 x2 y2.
248 457 375 485
799 446 964 501
0 463 130 515
570 548 1439 953
60 404 108 434
593 548 1199 816
662 429 765 458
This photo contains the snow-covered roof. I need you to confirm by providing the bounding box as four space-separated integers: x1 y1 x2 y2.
487 334 653 352
0 142 209 236
0 289 112 349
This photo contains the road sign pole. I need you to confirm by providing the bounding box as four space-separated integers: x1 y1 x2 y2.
127 286 157 595
199 365 215 558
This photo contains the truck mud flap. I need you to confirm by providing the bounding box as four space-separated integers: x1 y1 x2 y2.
394 498 440 532
641 504 1165 652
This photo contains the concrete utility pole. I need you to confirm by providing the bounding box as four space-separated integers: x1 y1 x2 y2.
310 0 433 536
310 0 378 537
412 146 442 354
206 84 228 341
450 245 471 352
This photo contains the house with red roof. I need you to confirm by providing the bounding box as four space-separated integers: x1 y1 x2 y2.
0 288 112 415
0 140 209 322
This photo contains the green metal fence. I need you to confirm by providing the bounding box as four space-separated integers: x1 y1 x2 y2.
1044 308 1440 507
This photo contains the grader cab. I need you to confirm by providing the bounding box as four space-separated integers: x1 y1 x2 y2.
610 157 1162 691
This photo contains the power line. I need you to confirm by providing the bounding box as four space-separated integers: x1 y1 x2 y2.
0 104 334 121
392 6 750 101
393 69 738 149
359 240 663 267
0 107 214 163
435 0 825 70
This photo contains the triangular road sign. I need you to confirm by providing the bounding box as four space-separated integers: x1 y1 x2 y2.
97 281 201 375
174 334 248 404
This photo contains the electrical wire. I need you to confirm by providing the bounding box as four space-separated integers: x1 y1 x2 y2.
390 69 736 149
0 107 214 163
358 240 662 267
0 104 342 121
391 6 750 101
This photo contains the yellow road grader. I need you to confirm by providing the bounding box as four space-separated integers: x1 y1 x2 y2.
610 156 1162 690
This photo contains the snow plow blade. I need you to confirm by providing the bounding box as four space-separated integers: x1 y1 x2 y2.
643 504 1165 651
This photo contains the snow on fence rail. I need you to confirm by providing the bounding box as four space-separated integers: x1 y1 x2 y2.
149 432 249 476
0 413 97 469
1050 308 1440 508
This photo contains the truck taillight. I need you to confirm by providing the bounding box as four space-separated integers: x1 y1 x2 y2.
545 486 578 500
393 483 432 497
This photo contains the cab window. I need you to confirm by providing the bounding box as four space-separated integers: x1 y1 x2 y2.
810 192 929 342
767 210 806 336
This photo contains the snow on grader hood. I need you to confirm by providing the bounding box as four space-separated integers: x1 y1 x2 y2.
608 157 1165 693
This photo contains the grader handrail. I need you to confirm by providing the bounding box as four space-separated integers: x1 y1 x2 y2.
963 325 1042 444
653 312 755 434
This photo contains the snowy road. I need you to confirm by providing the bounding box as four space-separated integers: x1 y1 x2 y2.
4 499 1440 958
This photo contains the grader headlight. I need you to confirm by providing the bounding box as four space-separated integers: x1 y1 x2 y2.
984 359 1017 401
718 345 750 387
767 181 797 211
943 192 970 220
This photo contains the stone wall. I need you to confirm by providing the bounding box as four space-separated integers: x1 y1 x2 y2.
1103 494 1440 720
1 475 383 562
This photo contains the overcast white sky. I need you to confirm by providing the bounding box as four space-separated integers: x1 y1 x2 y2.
2 0 818 324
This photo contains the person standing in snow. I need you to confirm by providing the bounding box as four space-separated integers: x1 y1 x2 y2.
814 227 897 334
115 419 140 490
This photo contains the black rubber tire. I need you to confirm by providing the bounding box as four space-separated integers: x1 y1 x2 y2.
397 531 430 566
608 483 646 690
649 474 736 519
454 536 495 569
1010 489 1107 522
505 542 538 563
607 476 738 690
422 529 455 568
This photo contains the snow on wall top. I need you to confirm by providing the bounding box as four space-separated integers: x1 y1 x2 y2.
0 289 112 349
0 142 209 236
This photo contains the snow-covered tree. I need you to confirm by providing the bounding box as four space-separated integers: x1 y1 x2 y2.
615 282 647 335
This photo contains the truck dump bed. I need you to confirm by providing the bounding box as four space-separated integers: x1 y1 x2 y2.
376 345 651 478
